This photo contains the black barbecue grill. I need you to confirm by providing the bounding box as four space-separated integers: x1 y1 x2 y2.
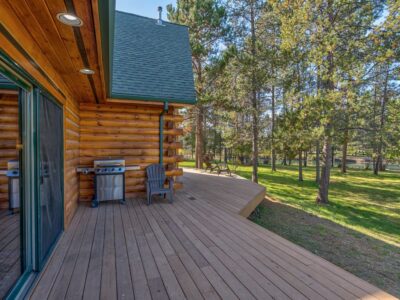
77 159 140 208
92 159 126 207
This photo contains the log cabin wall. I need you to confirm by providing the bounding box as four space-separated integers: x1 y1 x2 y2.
0 93 19 209
64 100 80 226
78 102 184 201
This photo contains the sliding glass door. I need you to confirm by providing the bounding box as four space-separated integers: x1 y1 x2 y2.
1 53 65 298
38 93 63 266
0 74 25 299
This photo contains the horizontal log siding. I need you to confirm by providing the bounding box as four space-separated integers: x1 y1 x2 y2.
78 103 184 201
64 99 80 226
0 94 18 209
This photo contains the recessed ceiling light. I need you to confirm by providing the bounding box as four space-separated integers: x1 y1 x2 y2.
56 13 83 27
79 68 95 75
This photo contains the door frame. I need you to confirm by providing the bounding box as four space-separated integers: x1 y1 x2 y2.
0 50 65 299
0 52 36 300
35 89 65 270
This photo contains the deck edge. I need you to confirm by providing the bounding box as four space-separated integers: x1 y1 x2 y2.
238 185 266 218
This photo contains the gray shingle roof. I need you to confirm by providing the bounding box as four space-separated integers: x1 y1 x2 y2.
111 11 196 104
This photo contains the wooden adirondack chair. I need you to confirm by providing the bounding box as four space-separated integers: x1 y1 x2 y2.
146 164 174 205
203 155 219 173
217 162 231 176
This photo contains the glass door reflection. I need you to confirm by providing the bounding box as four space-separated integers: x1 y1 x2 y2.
0 74 24 298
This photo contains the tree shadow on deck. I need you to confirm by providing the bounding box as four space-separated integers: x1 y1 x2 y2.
250 200 400 298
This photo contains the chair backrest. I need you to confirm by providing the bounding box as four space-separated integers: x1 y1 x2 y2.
203 155 213 166
204 160 212 168
146 164 166 189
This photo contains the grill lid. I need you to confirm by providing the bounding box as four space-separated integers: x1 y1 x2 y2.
93 159 125 168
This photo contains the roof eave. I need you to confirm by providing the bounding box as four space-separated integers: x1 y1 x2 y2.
98 0 116 98
109 93 196 106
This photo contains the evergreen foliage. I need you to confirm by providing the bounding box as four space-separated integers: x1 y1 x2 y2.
169 0 400 203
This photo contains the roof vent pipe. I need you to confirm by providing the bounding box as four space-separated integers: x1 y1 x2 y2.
156 6 163 25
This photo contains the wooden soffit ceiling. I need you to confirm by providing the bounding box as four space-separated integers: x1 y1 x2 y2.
0 0 106 103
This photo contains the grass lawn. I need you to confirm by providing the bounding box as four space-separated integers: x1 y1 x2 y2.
180 160 400 296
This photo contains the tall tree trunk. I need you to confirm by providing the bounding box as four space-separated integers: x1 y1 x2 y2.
298 150 303 181
379 152 385 171
303 151 307 167
271 85 276 171
195 105 204 169
315 141 321 183
317 133 332 203
250 1 258 183
283 155 287 166
251 100 258 182
341 90 349 173
374 66 389 175
219 134 222 162
203 111 207 155
315 63 321 183
341 128 348 173
224 147 227 164
316 39 334 203
194 56 204 169
213 120 217 158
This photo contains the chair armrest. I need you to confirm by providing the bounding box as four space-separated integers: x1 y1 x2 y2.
147 178 162 182
166 177 174 189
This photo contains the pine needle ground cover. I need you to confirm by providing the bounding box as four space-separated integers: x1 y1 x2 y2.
180 161 400 296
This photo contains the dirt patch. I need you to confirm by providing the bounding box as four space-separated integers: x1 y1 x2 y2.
250 199 400 297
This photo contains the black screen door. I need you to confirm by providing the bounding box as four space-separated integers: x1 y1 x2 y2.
38 93 63 265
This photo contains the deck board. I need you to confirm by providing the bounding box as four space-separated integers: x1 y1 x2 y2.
127 200 169 300
120 201 152 300
48 206 91 300
29 169 396 300
100 204 117 300
0 210 21 298
83 204 106 300
114 204 135 300
65 204 98 299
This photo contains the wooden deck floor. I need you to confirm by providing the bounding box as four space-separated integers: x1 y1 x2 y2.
29 169 395 300
0 209 21 298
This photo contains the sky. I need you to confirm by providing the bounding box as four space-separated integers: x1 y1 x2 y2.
116 0 176 19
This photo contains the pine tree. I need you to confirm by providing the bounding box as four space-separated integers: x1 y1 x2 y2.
167 0 228 169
